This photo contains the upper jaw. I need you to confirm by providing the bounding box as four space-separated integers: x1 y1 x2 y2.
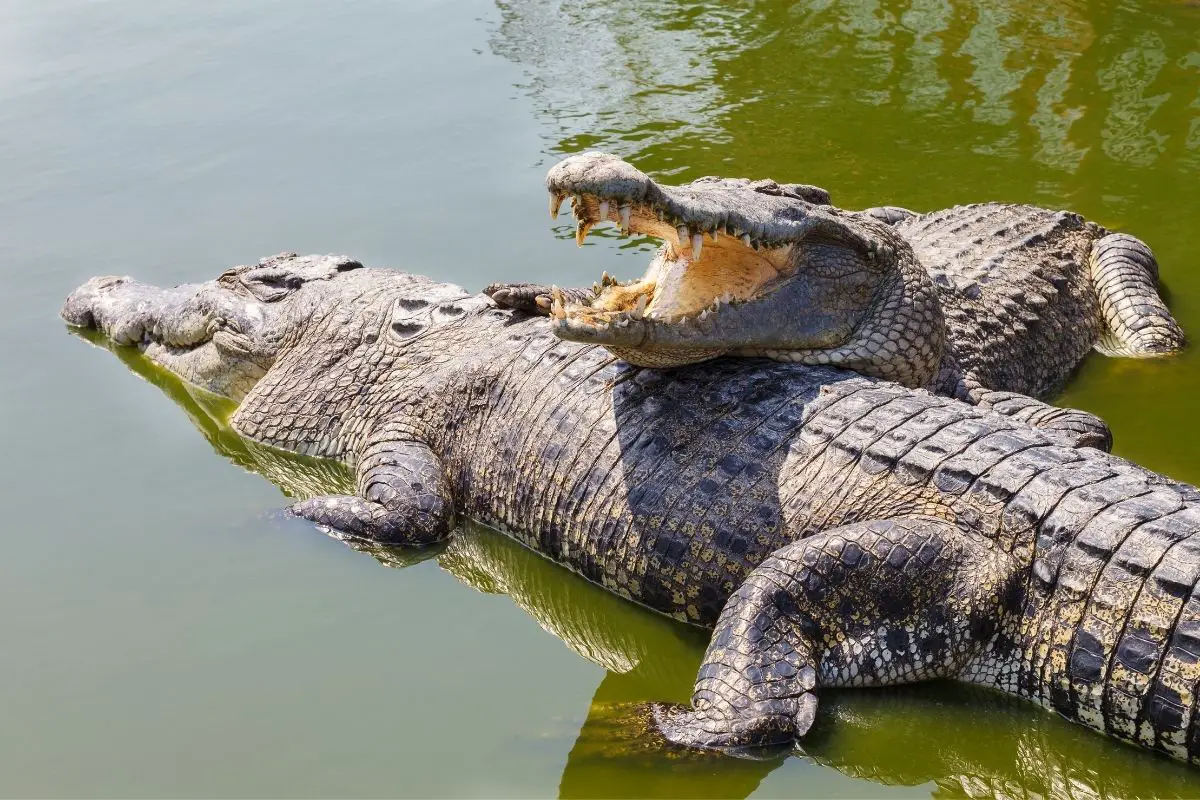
545 152 823 332
547 151 830 255
61 275 276 397
62 276 267 353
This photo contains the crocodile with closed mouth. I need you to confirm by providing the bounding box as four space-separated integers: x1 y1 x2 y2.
62 253 1200 764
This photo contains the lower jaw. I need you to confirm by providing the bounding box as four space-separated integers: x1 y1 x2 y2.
552 313 730 368
602 344 729 369
141 341 263 401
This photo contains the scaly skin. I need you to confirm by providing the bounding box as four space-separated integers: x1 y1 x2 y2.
489 153 1187 451
50 340 1195 798
63 255 1200 764
873 203 1186 401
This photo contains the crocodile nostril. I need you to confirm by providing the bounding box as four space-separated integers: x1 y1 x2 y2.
93 276 129 292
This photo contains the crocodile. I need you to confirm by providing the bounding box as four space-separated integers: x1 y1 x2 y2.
65 339 1195 799
487 152 1185 450
63 253 1200 764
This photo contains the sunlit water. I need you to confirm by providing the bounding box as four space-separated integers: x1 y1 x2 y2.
4 0 1200 796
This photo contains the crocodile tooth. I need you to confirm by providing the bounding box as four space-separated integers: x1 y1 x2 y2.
601 270 613 286
691 233 703 261
630 294 648 319
619 204 631 232
550 286 567 319
710 228 719 242
576 220 593 246
550 192 564 219
598 200 610 220
677 225 689 243
592 281 601 294
741 233 752 247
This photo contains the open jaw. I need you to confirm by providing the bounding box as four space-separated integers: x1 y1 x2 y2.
540 152 943 385
545 153 845 367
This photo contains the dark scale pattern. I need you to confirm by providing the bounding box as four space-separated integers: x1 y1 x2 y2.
492 189 1183 451
895 203 1184 404
59 260 1200 763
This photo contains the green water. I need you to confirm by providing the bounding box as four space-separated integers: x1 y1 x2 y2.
5 0 1200 796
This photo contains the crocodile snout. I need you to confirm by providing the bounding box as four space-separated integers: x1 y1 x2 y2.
60 275 131 329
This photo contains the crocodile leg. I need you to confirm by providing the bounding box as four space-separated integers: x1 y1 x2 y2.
654 517 1021 750
290 431 455 545
968 388 1113 452
1090 233 1185 357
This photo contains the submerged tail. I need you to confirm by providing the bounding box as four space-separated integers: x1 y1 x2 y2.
1090 232 1186 357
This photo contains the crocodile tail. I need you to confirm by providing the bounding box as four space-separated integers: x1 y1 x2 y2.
1090 232 1185 357
1047 490 1200 762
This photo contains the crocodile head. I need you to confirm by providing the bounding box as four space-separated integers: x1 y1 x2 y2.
544 152 943 386
61 253 368 399
61 252 485 402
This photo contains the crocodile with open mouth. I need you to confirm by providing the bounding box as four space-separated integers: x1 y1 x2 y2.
62 253 1200 764
487 153 1185 450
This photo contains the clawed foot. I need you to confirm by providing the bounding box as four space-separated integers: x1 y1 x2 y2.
483 282 553 315
651 694 816 752
484 283 597 316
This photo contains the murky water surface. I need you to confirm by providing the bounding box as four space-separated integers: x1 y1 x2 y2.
4 0 1200 796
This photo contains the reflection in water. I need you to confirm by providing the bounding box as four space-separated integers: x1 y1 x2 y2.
74 329 1200 799
78 328 357 500
488 0 772 169
1096 29 1169 168
491 0 1200 182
